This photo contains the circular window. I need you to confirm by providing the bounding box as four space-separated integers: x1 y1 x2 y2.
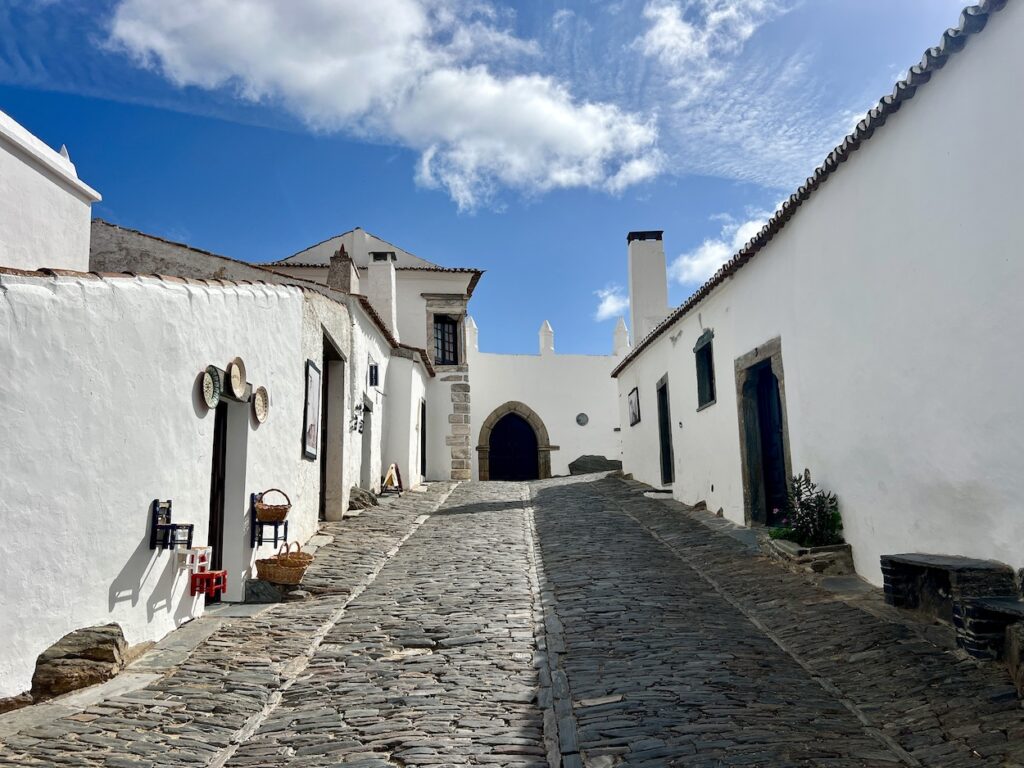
576 413 589 426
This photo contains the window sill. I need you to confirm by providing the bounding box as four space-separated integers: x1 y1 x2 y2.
696 399 717 412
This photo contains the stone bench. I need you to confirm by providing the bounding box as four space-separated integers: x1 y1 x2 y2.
880 553 1020 659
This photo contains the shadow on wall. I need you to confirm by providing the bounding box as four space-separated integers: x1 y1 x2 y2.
108 535 160 611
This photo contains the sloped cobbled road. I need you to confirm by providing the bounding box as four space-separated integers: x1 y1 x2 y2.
3 475 1023 767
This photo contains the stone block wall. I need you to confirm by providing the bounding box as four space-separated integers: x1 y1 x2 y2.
442 366 471 480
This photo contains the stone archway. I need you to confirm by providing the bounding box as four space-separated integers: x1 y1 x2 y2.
477 401 558 481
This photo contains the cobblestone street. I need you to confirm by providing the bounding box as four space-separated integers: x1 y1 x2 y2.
3 475 1023 767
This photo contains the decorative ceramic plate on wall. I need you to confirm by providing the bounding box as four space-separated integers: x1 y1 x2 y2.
576 412 589 426
228 357 247 399
202 366 222 409
253 386 270 423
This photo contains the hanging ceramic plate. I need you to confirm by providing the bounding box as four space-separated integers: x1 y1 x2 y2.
253 386 270 423
202 366 222 409
227 356 247 399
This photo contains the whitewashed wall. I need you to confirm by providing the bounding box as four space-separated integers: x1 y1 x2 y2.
470 344 622 478
616 1 1024 585
347 306 390 493
0 110 100 272
382 356 428 488
0 272 308 698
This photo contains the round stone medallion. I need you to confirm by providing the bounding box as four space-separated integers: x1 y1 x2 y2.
576 412 589 426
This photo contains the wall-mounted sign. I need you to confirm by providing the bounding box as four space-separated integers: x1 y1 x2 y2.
628 387 641 426
227 357 247 400
202 366 222 409
576 413 589 426
303 360 321 459
253 386 270 424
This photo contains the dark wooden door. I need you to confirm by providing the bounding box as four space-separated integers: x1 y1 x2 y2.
656 380 674 485
206 402 228 604
489 414 538 480
756 366 788 523
420 401 427 478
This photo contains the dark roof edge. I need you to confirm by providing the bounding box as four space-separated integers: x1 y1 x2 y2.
398 342 437 378
352 295 400 349
611 0 1006 379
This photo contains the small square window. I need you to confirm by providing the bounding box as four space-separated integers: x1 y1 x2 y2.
694 329 716 409
369 363 379 388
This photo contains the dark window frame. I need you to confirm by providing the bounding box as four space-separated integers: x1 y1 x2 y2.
433 314 460 366
368 362 379 388
694 329 716 410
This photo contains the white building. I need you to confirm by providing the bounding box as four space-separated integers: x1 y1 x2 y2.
613 0 1024 585
0 111 100 271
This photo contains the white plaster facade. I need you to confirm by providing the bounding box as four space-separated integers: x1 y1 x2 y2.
614 0 1024 585
0 272 310 698
469 320 623 479
0 110 100 271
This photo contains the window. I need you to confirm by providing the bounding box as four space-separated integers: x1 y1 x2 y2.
434 315 459 365
368 363 379 388
694 329 716 409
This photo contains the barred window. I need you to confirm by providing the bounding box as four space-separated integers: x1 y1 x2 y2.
694 329 716 409
434 315 459 365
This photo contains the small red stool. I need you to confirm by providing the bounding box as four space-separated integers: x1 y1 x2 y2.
190 570 227 598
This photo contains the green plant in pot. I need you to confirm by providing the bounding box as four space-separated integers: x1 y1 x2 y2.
769 469 843 548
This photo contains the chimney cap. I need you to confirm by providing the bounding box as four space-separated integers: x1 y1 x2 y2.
627 230 663 243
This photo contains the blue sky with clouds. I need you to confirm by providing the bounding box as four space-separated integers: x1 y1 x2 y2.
1 0 967 353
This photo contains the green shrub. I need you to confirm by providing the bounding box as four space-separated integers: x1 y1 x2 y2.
768 526 796 540
786 469 843 547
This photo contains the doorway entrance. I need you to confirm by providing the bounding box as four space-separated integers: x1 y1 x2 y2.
488 414 538 480
655 375 674 486
207 403 228 604
320 335 346 521
419 400 427 480
476 401 555 481
736 338 792 526
360 403 374 490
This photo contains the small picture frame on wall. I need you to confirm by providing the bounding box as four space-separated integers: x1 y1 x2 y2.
303 360 321 459
628 387 641 426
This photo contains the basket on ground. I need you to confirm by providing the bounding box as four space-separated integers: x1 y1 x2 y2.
256 542 312 585
255 488 291 522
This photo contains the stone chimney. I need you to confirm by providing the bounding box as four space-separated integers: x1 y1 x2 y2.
367 252 399 340
326 245 358 293
613 317 631 356
627 230 669 343
539 320 554 356
465 316 479 352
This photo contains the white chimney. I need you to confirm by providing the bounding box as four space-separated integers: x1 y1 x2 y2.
539 320 554 356
466 316 479 352
613 317 631 356
367 252 399 341
627 230 669 343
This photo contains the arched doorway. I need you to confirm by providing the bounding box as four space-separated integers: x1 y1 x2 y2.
477 401 557 481
489 414 539 480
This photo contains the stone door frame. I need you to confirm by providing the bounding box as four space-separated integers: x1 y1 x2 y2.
476 401 558 481
734 336 793 526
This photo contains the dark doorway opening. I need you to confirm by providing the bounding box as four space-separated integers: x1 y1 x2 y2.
320 336 345 521
207 402 228 605
420 400 427 479
740 359 789 525
488 413 539 480
656 377 674 485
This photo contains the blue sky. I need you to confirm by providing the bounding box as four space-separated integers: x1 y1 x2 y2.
1 0 967 353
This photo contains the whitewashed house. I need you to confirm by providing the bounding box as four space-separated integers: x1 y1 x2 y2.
612 0 1024 585
267 229 483 482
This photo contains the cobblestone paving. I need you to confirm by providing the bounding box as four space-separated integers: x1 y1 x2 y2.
4 475 1024 768
531 474 1024 767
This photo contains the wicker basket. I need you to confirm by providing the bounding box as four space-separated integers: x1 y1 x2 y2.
255 543 311 585
255 488 291 522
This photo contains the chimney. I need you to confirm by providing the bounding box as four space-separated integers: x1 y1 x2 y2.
465 316 479 352
327 245 358 293
613 316 631 356
367 251 399 341
539 320 554 356
627 230 669 343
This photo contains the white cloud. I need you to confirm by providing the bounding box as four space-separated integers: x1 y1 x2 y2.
552 9 574 29
594 285 629 321
108 0 661 210
669 210 770 285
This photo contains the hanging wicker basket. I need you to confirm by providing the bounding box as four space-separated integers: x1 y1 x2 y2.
255 543 311 585
255 488 291 522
